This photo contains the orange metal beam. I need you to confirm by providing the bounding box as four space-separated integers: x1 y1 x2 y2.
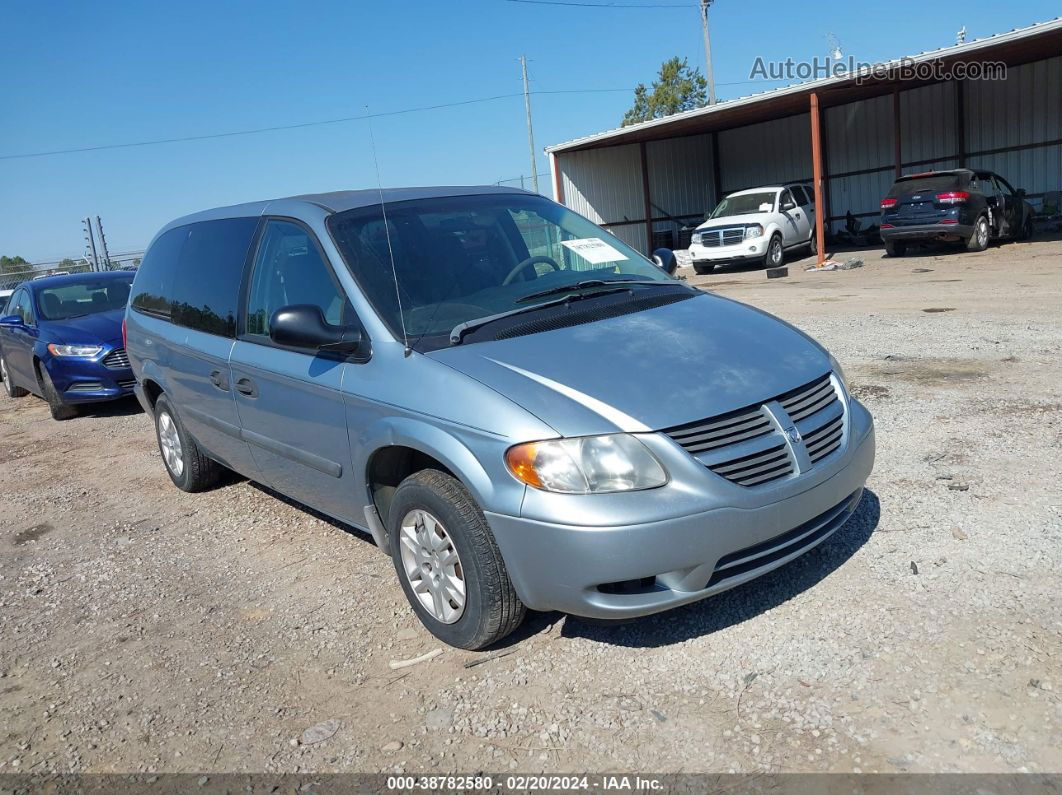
810 91 826 266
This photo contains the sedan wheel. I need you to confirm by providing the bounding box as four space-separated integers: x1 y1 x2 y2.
398 508 466 624
1 354 28 397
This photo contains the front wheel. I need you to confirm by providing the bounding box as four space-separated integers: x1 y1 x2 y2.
389 470 525 650
40 367 77 421
966 215 990 252
764 235 784 269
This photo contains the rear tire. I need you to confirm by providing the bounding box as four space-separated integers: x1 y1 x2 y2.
806 228 817 257
966 215 990 252
884 238 907 258
388 470 525 650
154 394 225 492
39 366 77 421
1 353 29 398
1018 215 1034 241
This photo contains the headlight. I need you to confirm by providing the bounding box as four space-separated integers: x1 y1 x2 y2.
47 344 103 357
828 353 849 391
745 224 764 239
691 233 703 245
505 434 668 494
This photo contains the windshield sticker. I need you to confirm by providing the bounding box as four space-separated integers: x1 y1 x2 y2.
560 237 627 265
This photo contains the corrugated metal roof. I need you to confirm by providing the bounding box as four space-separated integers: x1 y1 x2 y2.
546 16 1062 154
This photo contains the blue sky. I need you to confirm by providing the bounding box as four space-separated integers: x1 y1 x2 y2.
1 0 1057 261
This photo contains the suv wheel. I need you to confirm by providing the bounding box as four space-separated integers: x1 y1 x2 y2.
389 470 525 650
966 215 990 252
765 234 784 268
1 353 29 398
154 394 225 492
1018 215 1034 241
39 366 77 421
884 238 907 257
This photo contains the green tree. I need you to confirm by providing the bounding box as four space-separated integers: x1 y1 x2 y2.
58 258 77 269
622 57 708 127
1 255 30 275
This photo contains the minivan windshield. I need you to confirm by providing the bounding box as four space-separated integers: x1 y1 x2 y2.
708 192 777 219
36 277 133 321
327 193 676 349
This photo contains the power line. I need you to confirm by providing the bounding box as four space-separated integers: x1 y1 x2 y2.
0 88 635 162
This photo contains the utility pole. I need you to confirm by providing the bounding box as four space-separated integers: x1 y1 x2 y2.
520 55 539 194
95 216 111 270
83 217 100 271
699 0 716 105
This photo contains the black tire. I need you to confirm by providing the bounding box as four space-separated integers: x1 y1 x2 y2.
153 394 224 492
1 352 29 398
388 469 525 650
806 228 817 257
884 238 907 258
692 264 712 275
764 234 784 269
1018 214 1034 241
39 366 77 421
966 215 990 252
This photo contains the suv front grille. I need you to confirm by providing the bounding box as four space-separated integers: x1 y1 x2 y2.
698 227 745 247
662 371 845 487
103 348 130 369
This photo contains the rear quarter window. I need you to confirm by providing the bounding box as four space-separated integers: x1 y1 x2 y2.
170 218 258 337
131 225 187 319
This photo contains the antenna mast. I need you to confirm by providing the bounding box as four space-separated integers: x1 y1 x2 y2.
520 56 539 194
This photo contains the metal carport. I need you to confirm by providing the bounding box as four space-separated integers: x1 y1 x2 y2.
545 18 1062 264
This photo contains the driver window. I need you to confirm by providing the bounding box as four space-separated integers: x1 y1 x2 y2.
11 291 33 324
244 220 353 342
779 190 794 210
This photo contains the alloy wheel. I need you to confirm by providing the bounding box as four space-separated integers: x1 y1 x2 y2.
398 508 466 624
977 219 989 248
769 238 783 266
1 356 9 393
158 411 184 477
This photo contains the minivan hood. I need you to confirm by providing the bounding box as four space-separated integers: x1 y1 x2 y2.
42 308 124 347
429 293 830 437
696 213 769 230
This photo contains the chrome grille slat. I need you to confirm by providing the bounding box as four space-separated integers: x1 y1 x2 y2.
103 348 130 370
662 370 845 488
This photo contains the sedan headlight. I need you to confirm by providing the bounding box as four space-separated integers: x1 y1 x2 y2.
745 224 764 239
828 353 849 391
505 434 668 494
47 343 103 358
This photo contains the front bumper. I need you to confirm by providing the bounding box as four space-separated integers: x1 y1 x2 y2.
46 358 135 404
881 222 973 241
485 413 875 619
689 236 769 264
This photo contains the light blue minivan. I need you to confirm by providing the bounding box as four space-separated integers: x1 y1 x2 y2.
126 187 874 649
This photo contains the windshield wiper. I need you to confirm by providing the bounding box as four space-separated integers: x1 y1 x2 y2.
516 278 675 304
450 287 631 345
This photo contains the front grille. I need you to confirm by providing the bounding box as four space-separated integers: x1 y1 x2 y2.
698 227 745 248
117 379 136 390
705 491 860 588
662 371 844 487
103 348 130 369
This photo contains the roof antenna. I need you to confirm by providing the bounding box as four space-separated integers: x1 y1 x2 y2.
366 107 411 357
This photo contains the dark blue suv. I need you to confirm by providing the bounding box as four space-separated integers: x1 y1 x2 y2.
0 271 135 420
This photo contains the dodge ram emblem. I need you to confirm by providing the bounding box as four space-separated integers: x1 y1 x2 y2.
785 426 802 444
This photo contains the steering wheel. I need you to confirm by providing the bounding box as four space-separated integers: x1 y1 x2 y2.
501 255 562 286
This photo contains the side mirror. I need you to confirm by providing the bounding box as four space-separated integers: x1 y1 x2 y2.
781 201 796 212
269 305 363 355
651 248 679 276
0 314 23 328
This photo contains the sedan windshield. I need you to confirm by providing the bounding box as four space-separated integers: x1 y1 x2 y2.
36 278 133 321
709 192 777 219
326 193 676 349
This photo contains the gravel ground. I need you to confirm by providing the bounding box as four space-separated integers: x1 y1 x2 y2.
1 236 1060 775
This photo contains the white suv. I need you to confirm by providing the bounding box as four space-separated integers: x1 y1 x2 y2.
688 184 816 274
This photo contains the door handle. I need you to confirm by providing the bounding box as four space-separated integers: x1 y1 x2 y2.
210 370 229 391
234 377 258 398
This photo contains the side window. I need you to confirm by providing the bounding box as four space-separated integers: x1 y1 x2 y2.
795 186 812 207
244 220 354 342
994 176 1014 197
131 225 188 319
779 189 794 210
9 290 32 324
171 218 258 337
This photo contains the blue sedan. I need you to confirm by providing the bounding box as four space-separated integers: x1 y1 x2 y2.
0 272 136 420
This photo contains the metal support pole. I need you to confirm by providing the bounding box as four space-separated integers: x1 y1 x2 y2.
810 92 826 266
893 89 902 178
699 1 716 105
520 56 539 194
640 142 653 254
